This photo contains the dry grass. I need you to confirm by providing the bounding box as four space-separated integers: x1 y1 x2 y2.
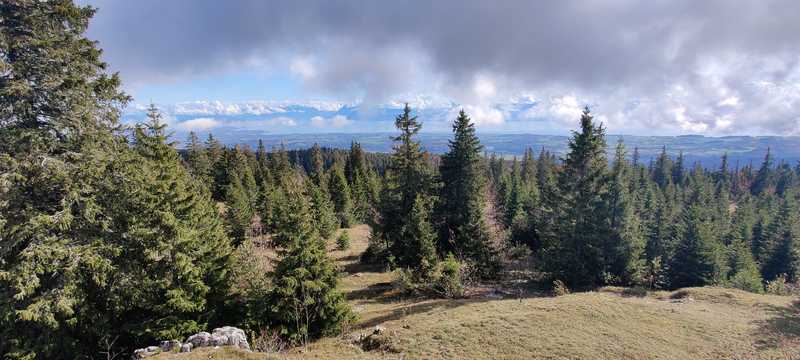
154 225 800 359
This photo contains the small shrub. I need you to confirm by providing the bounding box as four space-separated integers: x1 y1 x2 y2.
392 268 420 295
766 274 791 295
433 254 464 298
505 244 532 261
729 269 764 294
252 328 287 353
553 279 570 296
336 231 351 250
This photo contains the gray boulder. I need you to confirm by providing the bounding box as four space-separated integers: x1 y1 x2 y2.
186 331 212 347
180 343 193 353
160 340 181 352
211 326 251 350
132 345 160 359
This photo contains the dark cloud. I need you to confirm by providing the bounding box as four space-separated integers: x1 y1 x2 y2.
86 0 800 134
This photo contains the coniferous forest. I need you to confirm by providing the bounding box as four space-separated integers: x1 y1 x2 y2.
2 1 800 359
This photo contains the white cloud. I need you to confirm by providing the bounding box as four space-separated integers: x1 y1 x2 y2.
177 117 220 130
175 116 297 131
310 115 353 128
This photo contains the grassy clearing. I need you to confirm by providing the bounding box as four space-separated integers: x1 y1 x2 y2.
154 225 800 359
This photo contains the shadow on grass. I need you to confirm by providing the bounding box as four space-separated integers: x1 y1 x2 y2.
346 281 395 302
755 299 800 349
356 298 489 330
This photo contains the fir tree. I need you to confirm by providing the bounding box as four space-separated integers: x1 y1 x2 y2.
752 148 774 196
542 107 609 287
603 140 646 284
668 178 724 288
372 104 436 273
224 146 259 246
761 192 799 281
329 163 354 228
268 180 353 344
186 131 211 182
437 110 496 273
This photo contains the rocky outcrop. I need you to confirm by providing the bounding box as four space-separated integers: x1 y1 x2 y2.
132 326 250 358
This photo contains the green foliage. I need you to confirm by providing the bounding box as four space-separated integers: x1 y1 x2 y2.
668 178 725 288
372 104 437 277
541 107 610 287
437 110 497 275
329 164 354 228
433 254 465 298
307 180 338 239
336 231 351 251
727 239 763 293
267 184 354 344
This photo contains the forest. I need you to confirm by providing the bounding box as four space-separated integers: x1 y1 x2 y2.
2 1 799 359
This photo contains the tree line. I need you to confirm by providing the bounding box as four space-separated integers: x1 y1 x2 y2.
2 1 799 359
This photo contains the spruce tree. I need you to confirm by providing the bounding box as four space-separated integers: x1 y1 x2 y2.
668 177 724 288
329 163 354 228
0 1 129 357
268 179 353 344
224 145 259 246
186 131 211 182
307 179 338 239
761 192 799 281
752 148 774 196
542 107 609 287
603 140 646 284
372 104 436 273
437 110 496 273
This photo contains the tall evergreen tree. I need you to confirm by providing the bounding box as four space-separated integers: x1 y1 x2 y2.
186 131 211 182
372 104 436 273
437 110 496 273
752 148 774 196
268 179 353 344
328 163 354 228
761 191 799 281
541 107 609 287
224 146 259 246
603 140 645 284
668 176 724 288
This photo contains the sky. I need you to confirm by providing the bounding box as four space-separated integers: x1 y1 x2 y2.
83 0 800 136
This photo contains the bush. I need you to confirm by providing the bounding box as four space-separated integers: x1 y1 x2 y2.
729 269 764 294
765 274 796 295
553 279 570 296
433 254 465 298
337 231 351 250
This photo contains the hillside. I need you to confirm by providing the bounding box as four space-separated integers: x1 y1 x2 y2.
153 225 800 360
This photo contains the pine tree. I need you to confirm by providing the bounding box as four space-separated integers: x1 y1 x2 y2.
346 141 372 222
310 143 326 187
727 239 763 293
307 179 338 239
761 192 799 281
668 177 724 288
268 180 353 344
653 147 673 190
542 107 609 287
0 1 131 357
372 104 436 273
186 131 211 182
752 148 774 196
329 163 354 228
437 110 496 273
206 134 228 200
224 146 259 246
603 140 646 284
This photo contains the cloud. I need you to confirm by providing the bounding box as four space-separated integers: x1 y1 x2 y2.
177 117 219 130
86 0 800 135
310 115 353 128
175 116 297 131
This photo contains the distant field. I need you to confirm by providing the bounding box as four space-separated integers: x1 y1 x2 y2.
153 225 800 360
